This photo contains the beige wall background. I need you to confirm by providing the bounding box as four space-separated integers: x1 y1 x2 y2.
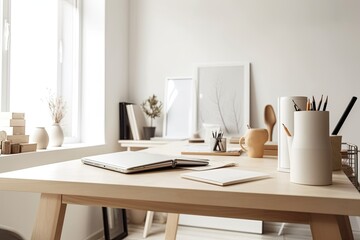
128 0 360 146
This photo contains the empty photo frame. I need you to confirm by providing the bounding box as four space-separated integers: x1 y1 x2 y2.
163 77 193 139
194 63 250 137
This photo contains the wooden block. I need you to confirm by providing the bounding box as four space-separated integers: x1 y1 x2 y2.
1 140 11 154
20 143 37 153
0 126 25 135
0 119 25 127
0 112 25 119
0 131 6 146
7 135 29 144
11 143 20 154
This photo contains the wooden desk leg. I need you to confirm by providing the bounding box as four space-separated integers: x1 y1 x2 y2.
336 215 354 240
310 214 354 240
31 193 67 240
164 213 179 240
143 211 155 238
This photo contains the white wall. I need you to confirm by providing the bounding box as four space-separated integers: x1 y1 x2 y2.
105 0 129 145
128 0 360 231
128 0 360 146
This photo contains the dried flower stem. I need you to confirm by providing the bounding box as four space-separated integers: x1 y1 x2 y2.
47 91 66 124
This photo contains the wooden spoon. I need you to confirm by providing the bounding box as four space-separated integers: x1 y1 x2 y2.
264 104 276 141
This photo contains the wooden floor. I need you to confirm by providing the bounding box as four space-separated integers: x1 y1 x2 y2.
122 222 360 240
124 223 312 240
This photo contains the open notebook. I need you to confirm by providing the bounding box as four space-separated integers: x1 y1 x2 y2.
81 151 209 173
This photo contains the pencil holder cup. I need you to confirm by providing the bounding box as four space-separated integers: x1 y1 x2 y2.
210 137 227 152
289 111 332 185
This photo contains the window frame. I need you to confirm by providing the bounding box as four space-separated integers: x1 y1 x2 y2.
1 0 10 111
0 0 82 143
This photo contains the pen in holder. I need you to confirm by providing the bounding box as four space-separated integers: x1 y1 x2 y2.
210 131 226 152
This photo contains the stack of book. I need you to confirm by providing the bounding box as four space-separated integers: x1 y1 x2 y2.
0 112 37 154
119 102 132 140
264 142 278 156
230 137 278 156
126 104 147 140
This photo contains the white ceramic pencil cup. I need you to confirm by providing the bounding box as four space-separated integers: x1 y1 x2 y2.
289 111 332 186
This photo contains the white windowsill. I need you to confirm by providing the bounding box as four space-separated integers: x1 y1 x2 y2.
0 142 112 173
0 142 104 158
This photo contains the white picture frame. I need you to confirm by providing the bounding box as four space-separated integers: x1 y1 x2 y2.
163 77 193 139
193 62 250 137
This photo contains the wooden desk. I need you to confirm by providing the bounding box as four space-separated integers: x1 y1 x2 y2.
118 139 174 237
0 141 359 240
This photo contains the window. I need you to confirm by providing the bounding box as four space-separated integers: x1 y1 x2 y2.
1 0 80 143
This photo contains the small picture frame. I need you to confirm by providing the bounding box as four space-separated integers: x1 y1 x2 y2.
163 77 193 139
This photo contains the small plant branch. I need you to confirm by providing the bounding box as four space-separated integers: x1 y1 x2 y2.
141 94 163 127
46 90 66 124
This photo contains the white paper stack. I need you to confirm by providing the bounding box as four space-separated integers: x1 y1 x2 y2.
277 96 307 172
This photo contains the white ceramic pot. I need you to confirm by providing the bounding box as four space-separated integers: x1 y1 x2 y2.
48 123 64 147
143 126 156 140
290 111 332 186
30 127 49 149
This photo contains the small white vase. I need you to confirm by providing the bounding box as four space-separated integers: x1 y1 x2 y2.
30 127 49 149
48 123 64 147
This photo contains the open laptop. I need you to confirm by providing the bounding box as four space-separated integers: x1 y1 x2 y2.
81 151 209 173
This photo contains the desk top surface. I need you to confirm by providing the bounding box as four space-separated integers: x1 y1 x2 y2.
0 141 359 216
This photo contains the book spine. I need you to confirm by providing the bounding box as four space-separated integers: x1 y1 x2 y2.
119 102 128 139
126 104 139 140
119 102 123 139
119 102 133 140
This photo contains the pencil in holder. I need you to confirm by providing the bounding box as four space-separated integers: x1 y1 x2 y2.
210 137 227 152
